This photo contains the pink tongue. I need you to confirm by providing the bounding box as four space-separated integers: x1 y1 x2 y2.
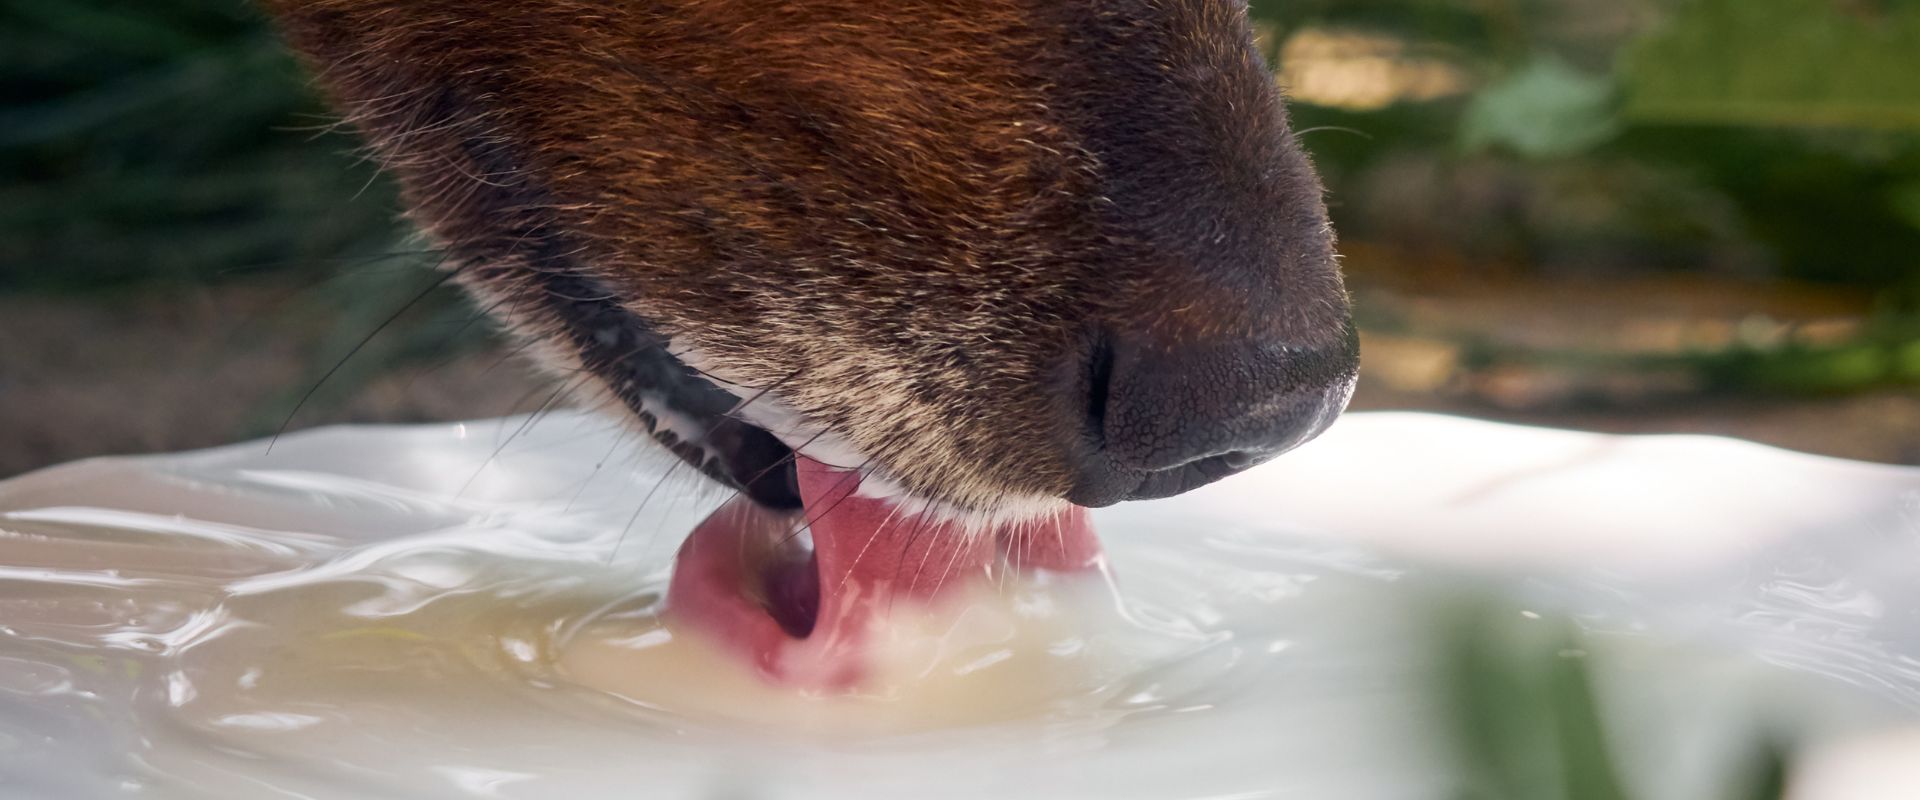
666 457 1100 689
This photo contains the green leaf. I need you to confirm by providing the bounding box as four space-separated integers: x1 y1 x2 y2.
1443 603 1633 800
1890 181 1920 232
1461 57 1620 159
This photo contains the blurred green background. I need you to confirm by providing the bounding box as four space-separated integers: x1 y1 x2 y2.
2 0 1919 477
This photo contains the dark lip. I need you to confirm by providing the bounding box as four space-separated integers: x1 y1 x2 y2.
528 270 803 511
1064 452 1253 507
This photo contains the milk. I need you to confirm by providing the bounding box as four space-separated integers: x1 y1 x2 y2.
2 412 1918 799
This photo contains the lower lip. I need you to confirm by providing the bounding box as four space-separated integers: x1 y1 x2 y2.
0 412 1917 798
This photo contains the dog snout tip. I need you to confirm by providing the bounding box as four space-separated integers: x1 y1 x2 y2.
1063 325 1359 506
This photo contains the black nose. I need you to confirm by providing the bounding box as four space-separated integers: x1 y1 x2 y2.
1066 326 1359 507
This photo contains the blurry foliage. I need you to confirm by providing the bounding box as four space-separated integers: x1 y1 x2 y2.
1695 321 1920 393
1623 0 1920 130
0 0 479 427
0 0 408 291
1443 603 1789 800
1248 0 1920 396
1461 56 1618 160
0 0 1916 404
1251 0 1920 305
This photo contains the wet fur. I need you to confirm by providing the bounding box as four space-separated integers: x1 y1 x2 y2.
265 0 1350 517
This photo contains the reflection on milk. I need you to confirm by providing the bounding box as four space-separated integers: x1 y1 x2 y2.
1 412 1917 799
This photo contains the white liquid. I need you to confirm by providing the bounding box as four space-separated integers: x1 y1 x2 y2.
2 412 1918 799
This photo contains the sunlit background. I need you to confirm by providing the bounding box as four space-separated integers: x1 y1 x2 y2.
3 0 1918 476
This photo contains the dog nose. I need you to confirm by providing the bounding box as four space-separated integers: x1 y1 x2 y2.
1067 326 1359 507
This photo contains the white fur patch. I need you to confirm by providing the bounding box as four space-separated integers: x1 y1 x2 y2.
672 338 1069 530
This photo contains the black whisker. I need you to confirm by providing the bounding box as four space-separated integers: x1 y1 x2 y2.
267 261 460 454
608 450 695 565
1292 125 1374 140
456 375 586 497
734 427 828 496
565 424 632 513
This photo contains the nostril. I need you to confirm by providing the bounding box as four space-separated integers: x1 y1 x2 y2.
1085 335 1116 445
1066 324 1359 502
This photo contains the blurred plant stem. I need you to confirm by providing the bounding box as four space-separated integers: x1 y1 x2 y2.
1443 602 1788 800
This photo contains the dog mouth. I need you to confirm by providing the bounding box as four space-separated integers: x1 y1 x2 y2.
669 456 1101 688
532 271 805 511
530 270 1076 525
527 271 1107 687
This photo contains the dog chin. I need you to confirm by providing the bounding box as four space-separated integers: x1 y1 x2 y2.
723 389 1073 531
667 338 1076 528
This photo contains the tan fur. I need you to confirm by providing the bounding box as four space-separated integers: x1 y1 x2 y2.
266 0 1352 514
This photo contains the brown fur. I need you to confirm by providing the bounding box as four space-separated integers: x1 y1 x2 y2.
265 0 1352 516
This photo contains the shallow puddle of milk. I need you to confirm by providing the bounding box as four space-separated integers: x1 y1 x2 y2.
1 411 1918 799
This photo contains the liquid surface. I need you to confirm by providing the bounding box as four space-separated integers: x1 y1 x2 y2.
2 412 1919 799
